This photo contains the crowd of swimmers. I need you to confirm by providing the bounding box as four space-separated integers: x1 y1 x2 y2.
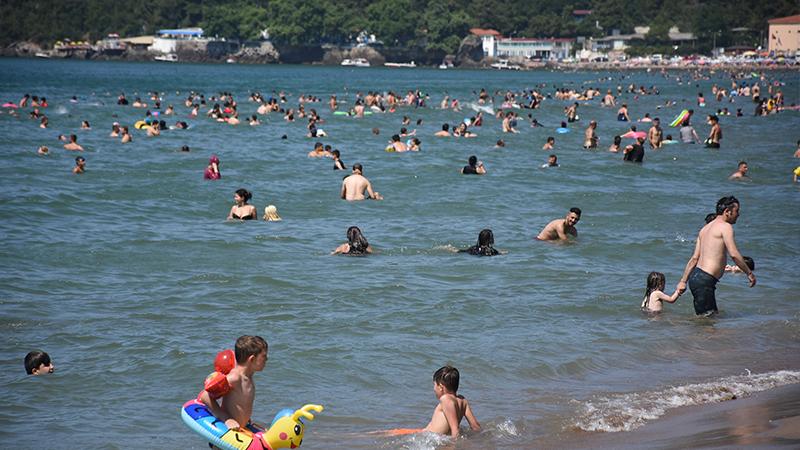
8 67 797 444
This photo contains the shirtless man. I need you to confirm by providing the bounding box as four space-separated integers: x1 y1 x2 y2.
341 163 382 201
63 134 84 151
389 134 408 152
424 366 480 439
199 336 268 430
677 196 756 316
308 142 330 158
647 118 663 149
705 115 722 148
583 121 598 149
728 161 749 180
536 207 581 241
434 123 451 137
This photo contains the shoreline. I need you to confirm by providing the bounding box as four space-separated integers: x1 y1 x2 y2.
544 382 800 449
1 53 797 72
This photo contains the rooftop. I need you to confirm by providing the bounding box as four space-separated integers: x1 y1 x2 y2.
768 15 800 25
470 28 501 36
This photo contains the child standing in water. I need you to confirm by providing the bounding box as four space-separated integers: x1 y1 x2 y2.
641 272 682 312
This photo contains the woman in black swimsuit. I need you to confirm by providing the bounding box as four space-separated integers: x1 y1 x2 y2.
459 229 500 256
227 188 257 220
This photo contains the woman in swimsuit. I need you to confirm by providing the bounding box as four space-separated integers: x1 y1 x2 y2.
227 188 257 220
331 226 373 255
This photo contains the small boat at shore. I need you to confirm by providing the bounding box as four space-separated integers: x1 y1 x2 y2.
35 52 51 59
490 59 522 70
384 61 416 68
154 53 178 62
341 58 370 67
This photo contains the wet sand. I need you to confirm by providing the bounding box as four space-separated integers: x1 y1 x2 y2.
544 383 800 449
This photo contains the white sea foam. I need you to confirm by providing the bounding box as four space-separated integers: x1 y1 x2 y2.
573 370 800 432
495 418 519 436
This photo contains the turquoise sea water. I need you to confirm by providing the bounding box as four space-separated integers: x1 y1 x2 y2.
0 59 799 449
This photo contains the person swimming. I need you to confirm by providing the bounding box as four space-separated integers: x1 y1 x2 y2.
331 226 372 255
263 205 282 222
459 229 500 256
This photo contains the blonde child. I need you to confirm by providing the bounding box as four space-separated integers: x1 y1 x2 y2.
263 205 282 222
641 272 681 312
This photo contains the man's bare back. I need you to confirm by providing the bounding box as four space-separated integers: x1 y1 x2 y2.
341 170 382 201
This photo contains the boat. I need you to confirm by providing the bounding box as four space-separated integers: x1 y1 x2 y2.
384 61 416 68
35 52 51 59
341 58 370 67
226 58 237 64
490 59 522 70
154 53 178 62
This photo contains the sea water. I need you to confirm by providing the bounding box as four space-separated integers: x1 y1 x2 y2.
0 59 799 449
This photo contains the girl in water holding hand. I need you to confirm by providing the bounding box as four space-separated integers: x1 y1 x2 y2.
332 226 372 255
641 272 682 312
227 189 257 220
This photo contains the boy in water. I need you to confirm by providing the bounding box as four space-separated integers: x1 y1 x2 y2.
25 350 54 375
199 335 268 430
424 366 481 439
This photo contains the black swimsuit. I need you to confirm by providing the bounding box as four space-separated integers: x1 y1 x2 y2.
232 211 255 220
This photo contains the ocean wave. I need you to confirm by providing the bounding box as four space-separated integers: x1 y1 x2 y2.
573 369 800 432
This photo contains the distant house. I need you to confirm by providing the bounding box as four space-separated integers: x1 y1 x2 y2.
496 38 574 60
470 28 502 58
471 28 573 60
591 26 695 56
150 28 204 54
572 9 592 19
768 15 800 55
121 36 154 51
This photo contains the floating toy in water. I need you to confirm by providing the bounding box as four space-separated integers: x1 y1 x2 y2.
134 120 150 130
181 401 324 450
556 127 570 134
669 109 690 127
622 131 646 139
2 102 18 108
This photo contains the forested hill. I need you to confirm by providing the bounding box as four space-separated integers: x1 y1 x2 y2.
1 0 798 52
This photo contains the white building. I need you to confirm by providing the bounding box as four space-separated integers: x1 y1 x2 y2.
149 28 204 54
496 38 574 60
471 28 574 60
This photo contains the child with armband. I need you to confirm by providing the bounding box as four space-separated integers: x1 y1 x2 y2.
641 271 682 313
423 366 481 439
199 335 268 430
725 256 754 274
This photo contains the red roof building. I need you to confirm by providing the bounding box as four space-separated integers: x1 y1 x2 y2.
767 15 800 54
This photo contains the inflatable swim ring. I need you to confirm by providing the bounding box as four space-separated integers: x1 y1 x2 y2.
181 400 323 450
2 102 18 108
669 109 690 127
556 127 570 134
385 145 395 152
134 120 150 130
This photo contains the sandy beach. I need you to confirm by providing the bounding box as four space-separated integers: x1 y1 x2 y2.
544 383 800 449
